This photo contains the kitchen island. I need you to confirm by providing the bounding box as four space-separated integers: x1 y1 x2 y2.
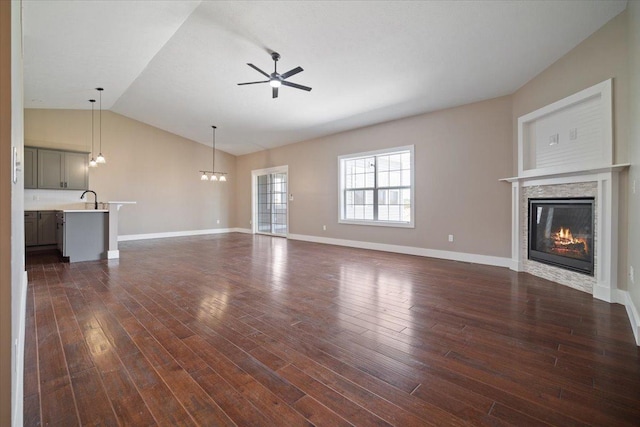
57 209 108 262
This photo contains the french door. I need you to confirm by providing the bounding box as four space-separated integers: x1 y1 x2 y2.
252 166 288 236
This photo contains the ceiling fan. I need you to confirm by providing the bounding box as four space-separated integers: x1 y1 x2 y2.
238 52 312 99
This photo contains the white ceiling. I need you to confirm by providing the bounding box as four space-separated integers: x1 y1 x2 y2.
23 0 627 156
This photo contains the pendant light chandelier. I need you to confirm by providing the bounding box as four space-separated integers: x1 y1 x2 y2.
199 125 227 182
95 87 106 164
88 99 97 167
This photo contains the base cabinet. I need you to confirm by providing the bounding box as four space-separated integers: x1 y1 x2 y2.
25 210 57 247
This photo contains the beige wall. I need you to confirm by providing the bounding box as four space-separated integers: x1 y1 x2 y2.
627 2 640 327
24 109 236 235
236 95 513 258
512 10 630 291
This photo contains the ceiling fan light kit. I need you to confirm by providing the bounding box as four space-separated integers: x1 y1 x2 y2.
238 52 312 99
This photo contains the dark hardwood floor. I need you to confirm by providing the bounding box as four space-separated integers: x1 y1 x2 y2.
23 233 640 426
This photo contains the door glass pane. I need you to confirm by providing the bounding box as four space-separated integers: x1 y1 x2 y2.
256 172 288 236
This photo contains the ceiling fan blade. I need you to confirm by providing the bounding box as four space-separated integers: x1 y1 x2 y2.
247 63 270 78
280 66 303 80
237 80 269 85
272 86 279 98
281 81 312 92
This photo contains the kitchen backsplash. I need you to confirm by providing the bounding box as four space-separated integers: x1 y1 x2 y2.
24 189 89 210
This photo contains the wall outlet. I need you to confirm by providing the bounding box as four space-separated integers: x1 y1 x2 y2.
289 193 294 201
631 265 635 284
448 234 454 242
249 220 252 225
633 179 636 195
323 225 327 231
216 219 220 224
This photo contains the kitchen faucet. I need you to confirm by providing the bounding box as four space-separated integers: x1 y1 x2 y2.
80 190 98 209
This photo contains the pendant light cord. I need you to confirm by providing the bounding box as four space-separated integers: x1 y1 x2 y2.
98 89 102 153
212 125 217 173
91 100 95 153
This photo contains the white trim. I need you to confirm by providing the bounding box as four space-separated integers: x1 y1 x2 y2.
232 228 252 234
338 145 415 228
288 233 510 268
518 79 613 176
119 228 236 241
107 250 119 259
620 291 640 346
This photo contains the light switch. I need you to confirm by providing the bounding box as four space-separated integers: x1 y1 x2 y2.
549 134 559 145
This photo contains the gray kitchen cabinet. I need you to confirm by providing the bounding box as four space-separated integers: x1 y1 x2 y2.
24 147 38 189
37 148 88 190
25 210 57 247
38 211 57 245
24 212 37 246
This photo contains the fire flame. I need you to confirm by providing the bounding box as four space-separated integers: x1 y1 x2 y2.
553 227 589 255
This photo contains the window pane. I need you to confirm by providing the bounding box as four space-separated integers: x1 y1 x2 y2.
378 205 389 220
389 189 399 205
389 154 402 170
401 152 411 170
378 155 389 172
402 189 411 222
365 172 375 187
378 189 387 205
354 190 364 204
365 190 374 205
346 205 355 219
355 174 365 188
402 170 410 186
378 171 389 187
389 170 401 187
364 205 374 219
354 205 364 219
389 205 401 221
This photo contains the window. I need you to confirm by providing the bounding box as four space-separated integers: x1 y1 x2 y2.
339 145 414 227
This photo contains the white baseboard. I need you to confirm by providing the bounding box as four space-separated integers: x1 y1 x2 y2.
620 290 640 346
118 228 236 242
107 250 119 259
232 228 252 234
287 233 511 268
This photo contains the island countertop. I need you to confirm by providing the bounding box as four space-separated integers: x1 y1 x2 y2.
59 209 109 213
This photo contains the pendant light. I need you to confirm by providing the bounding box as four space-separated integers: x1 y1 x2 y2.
198 125 228 182
89 99 97 167
95 87 106 164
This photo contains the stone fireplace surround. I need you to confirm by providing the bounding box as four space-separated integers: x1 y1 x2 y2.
522 182 597 294
507 170 622 302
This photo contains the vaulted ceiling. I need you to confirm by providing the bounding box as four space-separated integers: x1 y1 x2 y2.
23 1 627 155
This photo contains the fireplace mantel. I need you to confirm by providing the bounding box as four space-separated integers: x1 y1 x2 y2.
500 163 630 184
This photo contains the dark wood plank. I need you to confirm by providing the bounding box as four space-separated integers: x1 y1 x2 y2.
23 234 640 426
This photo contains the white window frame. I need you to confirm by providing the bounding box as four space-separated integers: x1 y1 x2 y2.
338 145 415 228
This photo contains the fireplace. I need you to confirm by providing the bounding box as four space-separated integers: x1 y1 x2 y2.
528 198 594 276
